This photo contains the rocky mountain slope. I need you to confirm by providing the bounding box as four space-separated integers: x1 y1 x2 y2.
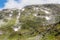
0 4 60 40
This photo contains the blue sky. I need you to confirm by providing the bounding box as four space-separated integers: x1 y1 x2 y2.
0 0 60 10
0 0 7 8
0 0 20 9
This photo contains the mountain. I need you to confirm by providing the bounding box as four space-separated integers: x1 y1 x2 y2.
0 4 60 40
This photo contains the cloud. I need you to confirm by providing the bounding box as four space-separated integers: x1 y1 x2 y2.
3 0 19 9
2 0 60 9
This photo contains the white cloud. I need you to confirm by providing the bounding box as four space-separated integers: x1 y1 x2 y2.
3 0 19 9
2 0 60 9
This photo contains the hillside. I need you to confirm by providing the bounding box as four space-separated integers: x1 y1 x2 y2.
0 4 60 40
